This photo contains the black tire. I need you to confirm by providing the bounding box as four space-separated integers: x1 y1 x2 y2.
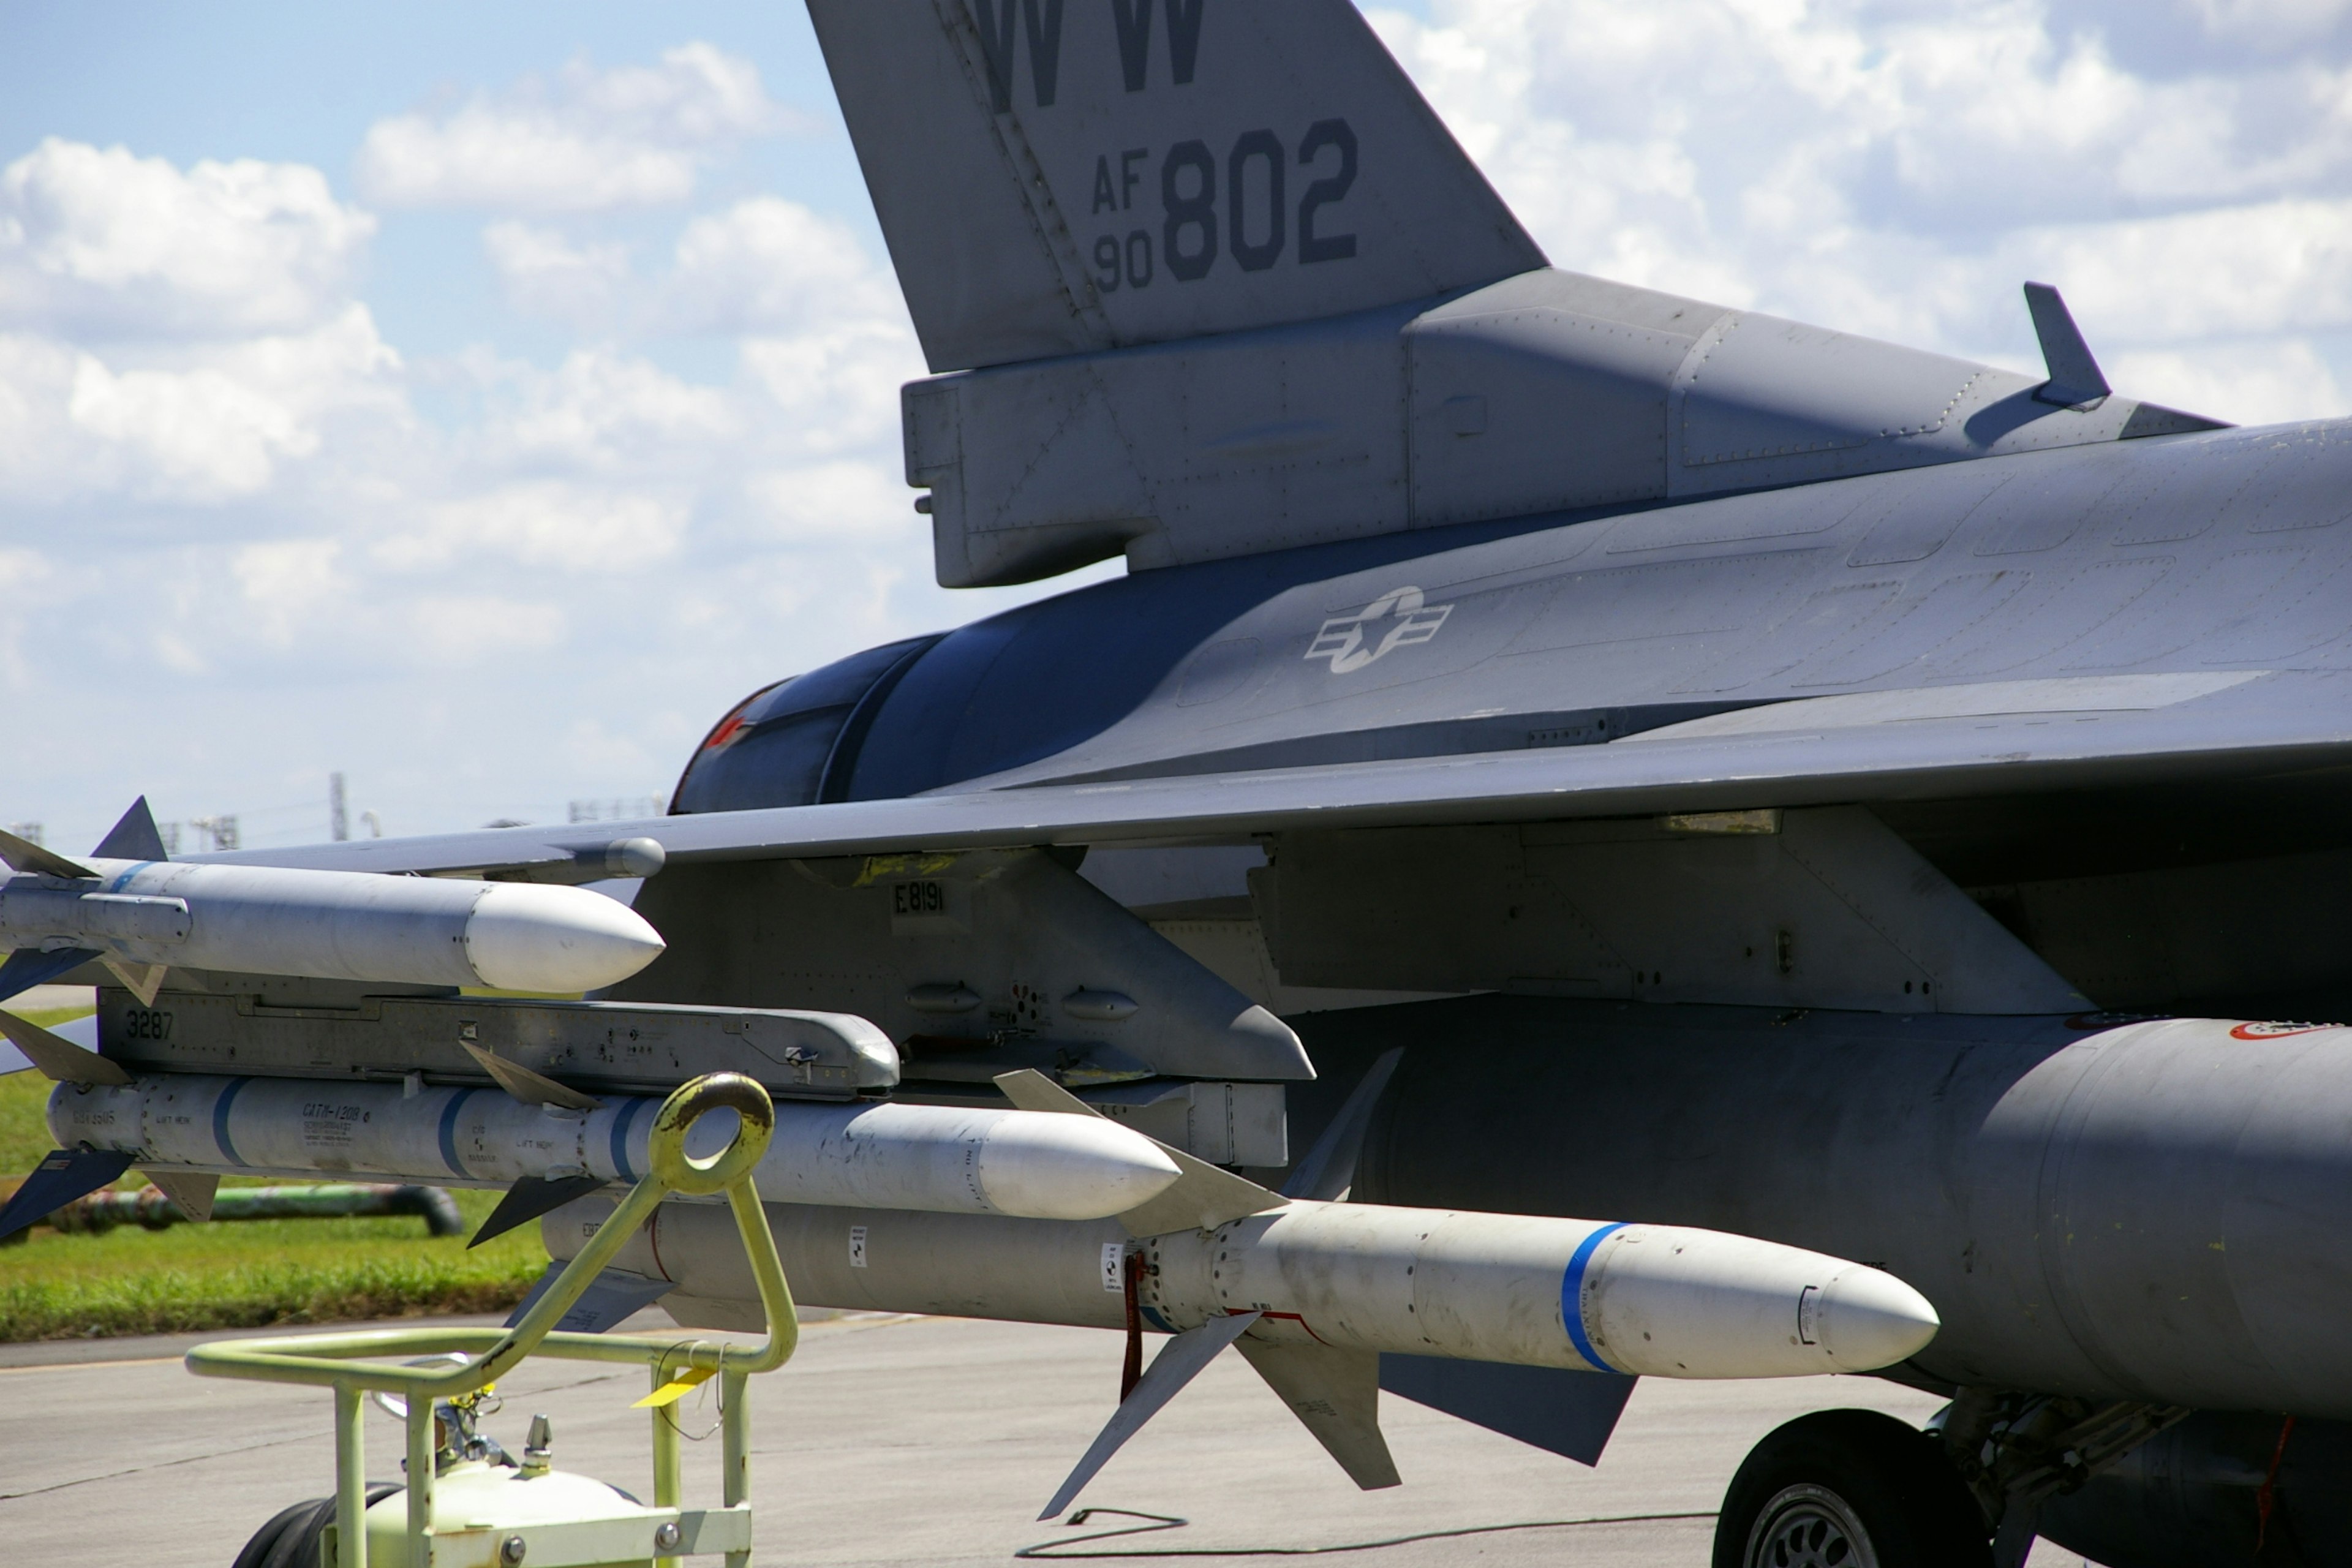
233 1486 401 1568
1713 1409 1990 1568
230 1500 315 1568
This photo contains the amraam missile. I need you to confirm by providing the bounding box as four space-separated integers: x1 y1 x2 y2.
48 1072 1183 1221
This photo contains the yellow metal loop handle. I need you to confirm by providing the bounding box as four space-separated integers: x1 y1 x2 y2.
648 1071 774 1196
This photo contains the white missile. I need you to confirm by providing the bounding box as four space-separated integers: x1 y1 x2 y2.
0 858 664 993
548 1193 1940 1380
48 1073 1183 1222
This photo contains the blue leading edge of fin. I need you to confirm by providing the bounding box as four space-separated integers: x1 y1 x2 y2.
0 1147 136 1242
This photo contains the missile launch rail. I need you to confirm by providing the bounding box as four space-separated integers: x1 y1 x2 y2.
185 1072 799 1568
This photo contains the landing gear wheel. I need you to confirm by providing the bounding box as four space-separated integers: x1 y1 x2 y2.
1713 1410 1990 1568
232 1487 400 1568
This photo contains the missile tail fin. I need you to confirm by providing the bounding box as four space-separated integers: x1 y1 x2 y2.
471 1174 608 1249
1040 1311 1261 1521
0 1147 135 1242
143 1169 219 1223
0 947 104 1008
92 798 170 862
993 1069 1284 1234
1235 1339 1400 1490
100 959 167 1007
462 1041 604 1112
1379 1354 1636 1466
0 1008 130 1085
501 1261 676 1333
0 826 96 880
1281 1048 1403 1202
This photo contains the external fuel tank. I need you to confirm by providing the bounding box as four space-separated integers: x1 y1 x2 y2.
1340 997 2352 1417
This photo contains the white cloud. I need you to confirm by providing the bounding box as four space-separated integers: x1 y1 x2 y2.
356 43 796 213
2111 337 2352 423
232 538 349 647
1370 0 2352 423
2 303 403 503
0 138 374 337
665 198 904 333
375 482 688 573
484 221 632 328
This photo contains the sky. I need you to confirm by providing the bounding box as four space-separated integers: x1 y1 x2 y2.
4 0 2351 851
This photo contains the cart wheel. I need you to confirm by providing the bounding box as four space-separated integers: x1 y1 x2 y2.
233 1487 401 1568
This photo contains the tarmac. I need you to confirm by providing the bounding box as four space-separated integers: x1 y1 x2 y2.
0 1309 2095 1567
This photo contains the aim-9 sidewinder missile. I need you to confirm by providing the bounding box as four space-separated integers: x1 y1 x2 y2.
1 853 665 994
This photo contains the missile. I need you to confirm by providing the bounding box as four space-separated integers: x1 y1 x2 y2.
548 1191 1941 1380
48 1072 1183 1222
0 856 664 994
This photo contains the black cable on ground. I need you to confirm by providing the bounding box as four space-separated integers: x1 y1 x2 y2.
1015 1506 1721 1558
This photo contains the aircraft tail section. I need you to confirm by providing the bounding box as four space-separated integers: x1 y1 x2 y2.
804 0 1545 372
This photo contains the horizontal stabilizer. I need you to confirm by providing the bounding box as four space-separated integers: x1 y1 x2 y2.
0 1009 131 1085
0 827 95 880
1041 1310 1261 1520
1236 1338 1400 1489
1378 1354 1637 1466
0 1147 135 1242
472 1174 609 1249
92 797 170 863
993 1069 1284 1234
502 1261 676 1333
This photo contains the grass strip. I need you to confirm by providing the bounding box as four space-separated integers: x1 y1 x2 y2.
1 1060 546 1341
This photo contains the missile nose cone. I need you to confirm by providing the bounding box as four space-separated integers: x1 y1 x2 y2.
462 884 666 993
1815 1265 1941 1372
973 1112 1183 1220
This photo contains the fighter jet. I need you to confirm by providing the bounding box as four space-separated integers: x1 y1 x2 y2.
8 4 2351 1563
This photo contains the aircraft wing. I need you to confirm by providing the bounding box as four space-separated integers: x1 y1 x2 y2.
198 668 2348 876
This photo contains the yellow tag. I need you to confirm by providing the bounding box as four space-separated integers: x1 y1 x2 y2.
633 1366 717 1408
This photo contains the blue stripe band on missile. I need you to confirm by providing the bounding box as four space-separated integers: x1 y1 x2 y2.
1140 1304 1175 1334
104 862 153 893
212 1077 248 1166
610 1096 647 1182
438 1089 476 1178
1560 1222 1629 1373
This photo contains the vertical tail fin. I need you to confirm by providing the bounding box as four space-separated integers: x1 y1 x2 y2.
807 0 1544 371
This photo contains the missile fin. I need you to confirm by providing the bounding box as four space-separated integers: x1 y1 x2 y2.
0 826 96 880
92 798 170 862
143 1169 219 1223
0 1009 132 1085
0 1147 135 1242
0 946 104 1006
1378 1354 1635 1465
470 1174 608 1248
1039 1310 1262 1521
502 1260 676 1333
993 1069 1284 1234
100 959 168 1007
462 1041 604 1111
1282 1048 1404 1202
1234 1338 1401 1490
